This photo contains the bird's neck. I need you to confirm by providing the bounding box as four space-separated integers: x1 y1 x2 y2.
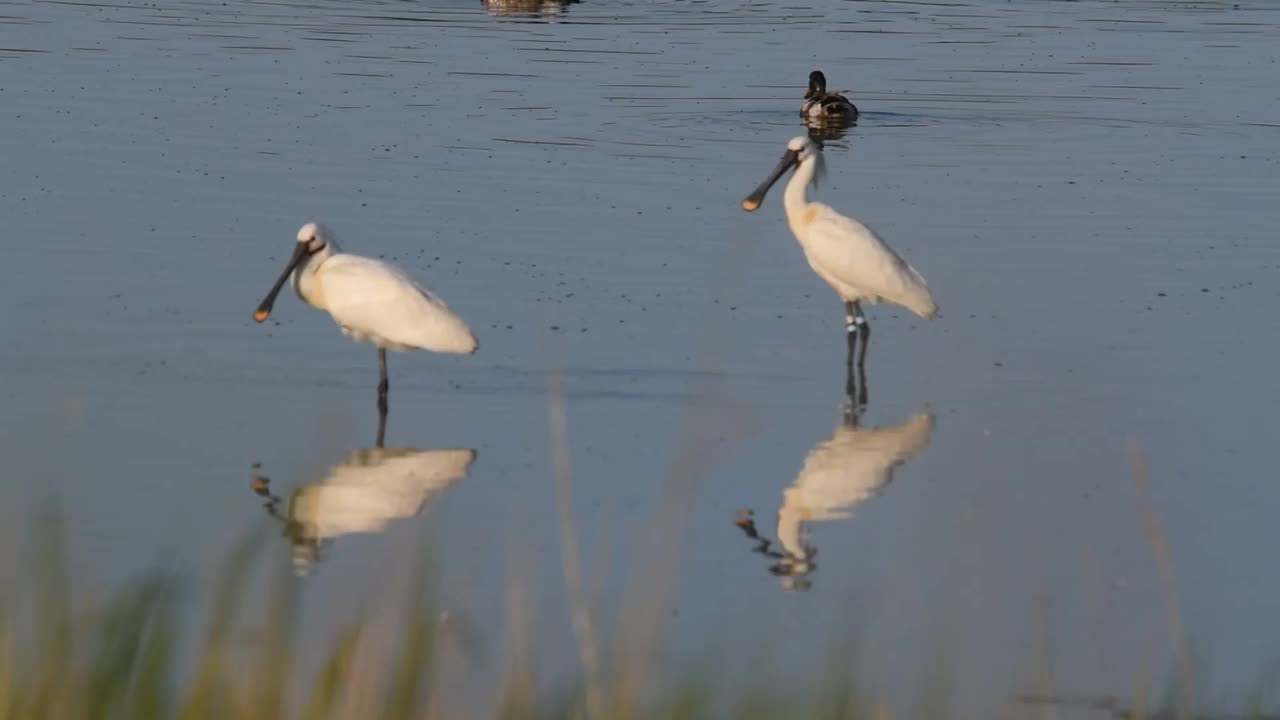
784 157 816 223
291 248 332 309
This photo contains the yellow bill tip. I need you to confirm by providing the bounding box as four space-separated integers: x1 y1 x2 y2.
742 198 760 212
253 309 270 323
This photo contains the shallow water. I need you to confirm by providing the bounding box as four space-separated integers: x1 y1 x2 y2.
2 0 1279 712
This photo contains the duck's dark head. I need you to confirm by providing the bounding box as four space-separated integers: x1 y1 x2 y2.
805 70 828 99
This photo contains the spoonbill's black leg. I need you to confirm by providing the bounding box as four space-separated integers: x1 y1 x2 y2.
844 301 859 397
852 301 870 369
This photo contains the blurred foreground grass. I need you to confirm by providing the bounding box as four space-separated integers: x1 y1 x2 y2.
3 487 1279 720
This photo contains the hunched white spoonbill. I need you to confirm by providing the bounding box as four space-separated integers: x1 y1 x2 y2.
801 70 857 119
742 136 937 368
253 222 477 443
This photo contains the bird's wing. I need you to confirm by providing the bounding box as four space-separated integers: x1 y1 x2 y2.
319 255 477 353
803 204 937 317
820 92 853 107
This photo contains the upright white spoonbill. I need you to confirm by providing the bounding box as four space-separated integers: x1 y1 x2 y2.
742 136 937 367
253 222 477 434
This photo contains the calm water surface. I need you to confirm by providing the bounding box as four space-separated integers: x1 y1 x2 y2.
2 0 1279 713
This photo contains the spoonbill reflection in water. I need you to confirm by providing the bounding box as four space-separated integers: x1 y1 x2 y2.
742 137 937 368
253 447 476 576
736 393 934 591
253 222 477 446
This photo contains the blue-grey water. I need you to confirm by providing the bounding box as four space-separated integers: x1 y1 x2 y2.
2 0 1278 714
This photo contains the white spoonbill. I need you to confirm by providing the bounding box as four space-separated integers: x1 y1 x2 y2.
253 222 477 434
742 136 937 367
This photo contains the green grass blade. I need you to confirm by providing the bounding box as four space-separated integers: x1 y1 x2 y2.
247 566 299 720
382 568 435 720
300 622 364 720
128 575 178 720
30 504 73 720
176 529 265 720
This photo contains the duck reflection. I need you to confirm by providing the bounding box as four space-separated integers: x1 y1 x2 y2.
805 115 856 144
736 382 933 591
253 447 476 575
483 0 579 20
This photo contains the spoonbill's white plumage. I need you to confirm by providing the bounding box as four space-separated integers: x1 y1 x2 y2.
742 136 937 367
253 222 477 440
